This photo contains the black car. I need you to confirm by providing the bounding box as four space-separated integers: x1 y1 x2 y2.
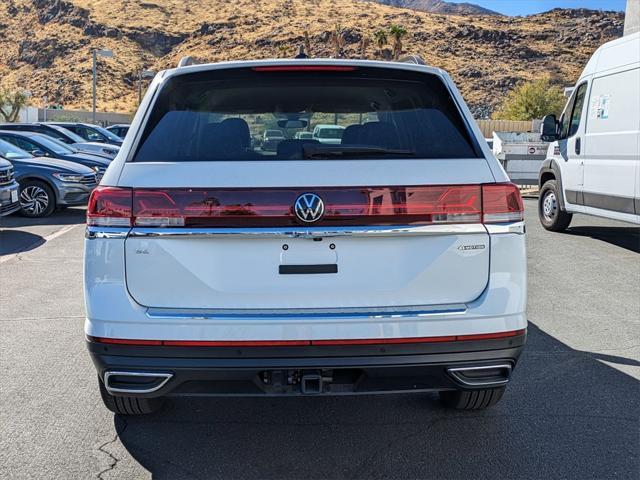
0 131 111 179
49 122 124 146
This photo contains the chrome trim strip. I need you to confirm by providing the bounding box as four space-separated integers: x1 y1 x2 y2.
146 304 467 320
85 226 131 239
447 364 512 387
484 222 525 235
104 371 173 395
129 224 487 239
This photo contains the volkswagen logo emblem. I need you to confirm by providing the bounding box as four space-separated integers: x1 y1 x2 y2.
294 193 325 223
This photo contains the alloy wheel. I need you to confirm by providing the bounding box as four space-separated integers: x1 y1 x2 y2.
20 185 50 216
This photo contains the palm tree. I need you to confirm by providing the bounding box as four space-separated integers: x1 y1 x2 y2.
359 36 371 59
303 30 312 57
373 29 387 52
389 24 407 60
330 24 346 58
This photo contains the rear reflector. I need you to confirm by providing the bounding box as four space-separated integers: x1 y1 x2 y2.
87 184 523 227
88 329 526 347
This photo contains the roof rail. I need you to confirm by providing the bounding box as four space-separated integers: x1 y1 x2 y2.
399 55 426 65
177 56 198 68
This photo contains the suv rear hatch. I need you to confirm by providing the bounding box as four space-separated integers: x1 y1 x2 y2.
91 65 522 311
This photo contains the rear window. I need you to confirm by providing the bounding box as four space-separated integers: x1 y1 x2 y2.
133 66 480 162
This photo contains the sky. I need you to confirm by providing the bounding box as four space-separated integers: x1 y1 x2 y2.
448 0 628 15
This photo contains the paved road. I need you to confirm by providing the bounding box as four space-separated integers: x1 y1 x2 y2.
1 201 638 479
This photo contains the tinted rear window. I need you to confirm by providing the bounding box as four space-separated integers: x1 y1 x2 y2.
133 66 479 162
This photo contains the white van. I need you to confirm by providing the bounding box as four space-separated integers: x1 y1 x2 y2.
538 32 640 230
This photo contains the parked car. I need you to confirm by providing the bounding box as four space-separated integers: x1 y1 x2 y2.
294 131 314 140
538 31 640 230
48 122 124 146
0 139 97 217
106 124 130 138
261 129 285 151
0 123 119 159
312 124 345 144
0 157 21 217
0 131 111 179
85 59 526 415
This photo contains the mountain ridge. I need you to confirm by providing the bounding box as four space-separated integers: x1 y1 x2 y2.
0 0 624 117
367 0 501 16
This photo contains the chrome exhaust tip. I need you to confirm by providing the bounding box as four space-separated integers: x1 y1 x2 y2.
103 371 173 395
447 364 512 388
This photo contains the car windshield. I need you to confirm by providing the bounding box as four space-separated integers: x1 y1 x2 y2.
133 66 479 162
0 139 34 159
49 125 86 143
92 125 123 142
35 135 76 155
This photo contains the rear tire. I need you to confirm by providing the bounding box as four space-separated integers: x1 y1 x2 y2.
98 377 163 415
439 387 505 410
538 180 572 231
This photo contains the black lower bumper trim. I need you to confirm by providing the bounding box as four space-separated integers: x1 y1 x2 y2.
88 334 525 397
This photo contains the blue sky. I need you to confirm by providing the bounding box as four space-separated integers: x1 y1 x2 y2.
449 0 627 15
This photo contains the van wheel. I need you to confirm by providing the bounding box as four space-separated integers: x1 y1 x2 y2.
98 377 163 415
439 387 505 410
539 180 572 231
19 180 56 218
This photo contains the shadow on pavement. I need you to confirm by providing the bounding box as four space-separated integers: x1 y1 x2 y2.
565 225 640 253
115 323 639 479
0 230 44 256
0 207 86 228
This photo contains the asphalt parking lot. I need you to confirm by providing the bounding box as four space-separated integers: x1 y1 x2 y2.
1 200 638 480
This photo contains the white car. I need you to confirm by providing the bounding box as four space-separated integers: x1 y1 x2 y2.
538 32 640 230
312 124 345 144
85 59 527 415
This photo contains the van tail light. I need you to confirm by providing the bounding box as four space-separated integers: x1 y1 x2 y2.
482 183 524 223
87 186 133 227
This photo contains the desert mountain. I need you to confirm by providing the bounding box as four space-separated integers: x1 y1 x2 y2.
0 0 624 117
368 0 500 16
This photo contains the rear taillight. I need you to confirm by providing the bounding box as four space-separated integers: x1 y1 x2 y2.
87 186 132 226
87 184 523 228
482 183 524 223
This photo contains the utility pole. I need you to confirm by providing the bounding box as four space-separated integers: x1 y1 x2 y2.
137 70 155 105
91 49 114 124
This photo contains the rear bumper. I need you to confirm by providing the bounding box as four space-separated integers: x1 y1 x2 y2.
56 182 96 206
88 332 526 397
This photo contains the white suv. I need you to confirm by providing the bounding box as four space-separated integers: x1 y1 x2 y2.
85 59 527 415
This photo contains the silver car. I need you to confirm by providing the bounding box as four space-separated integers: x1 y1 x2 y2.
0 157 20 217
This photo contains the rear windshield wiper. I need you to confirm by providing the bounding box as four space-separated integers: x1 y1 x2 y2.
303 145 415 159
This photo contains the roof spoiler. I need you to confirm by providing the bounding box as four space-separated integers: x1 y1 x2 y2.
177 56 199 68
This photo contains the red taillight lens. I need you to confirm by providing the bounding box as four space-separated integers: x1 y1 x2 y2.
87 186 133 226
87 185 523 228
482 183 524 223
128 186 482 227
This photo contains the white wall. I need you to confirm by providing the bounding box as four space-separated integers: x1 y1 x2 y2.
626 0 640 35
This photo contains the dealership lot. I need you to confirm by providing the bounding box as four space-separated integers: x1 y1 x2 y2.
0 200 638 479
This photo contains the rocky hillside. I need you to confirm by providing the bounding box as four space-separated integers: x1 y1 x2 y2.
369 0 500 16
0 0 624 117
